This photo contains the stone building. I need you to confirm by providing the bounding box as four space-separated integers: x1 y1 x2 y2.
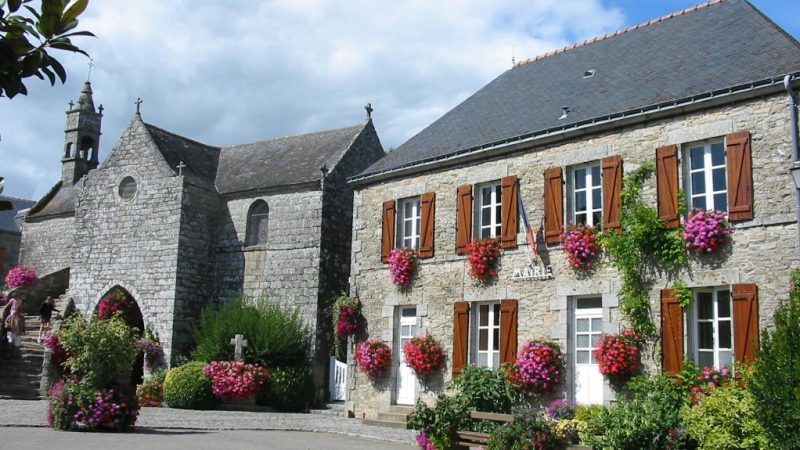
0 195 36 281
20 82 385 398
346 0 800 419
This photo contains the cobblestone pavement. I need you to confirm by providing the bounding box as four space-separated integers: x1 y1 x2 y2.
0 400 417 446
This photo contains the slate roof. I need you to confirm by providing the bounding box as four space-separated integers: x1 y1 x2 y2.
216 123 368 194
25 182 77 219
357 0 800 179
0 195 35 233
144 123 221 190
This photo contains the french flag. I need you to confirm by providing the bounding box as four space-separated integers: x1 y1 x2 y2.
517 192 538 259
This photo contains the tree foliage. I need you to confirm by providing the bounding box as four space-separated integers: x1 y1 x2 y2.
1 0 94 98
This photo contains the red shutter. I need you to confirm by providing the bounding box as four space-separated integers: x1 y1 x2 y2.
500 299 518 364
419 192 436 258
661 289 684 375
732 283 759 365
381 200 396 263
500 176 519 249
455 185 473 255
543 167 563 245
602 156 623 232
726 131 753 221
656 145 680 229
452 301 470 377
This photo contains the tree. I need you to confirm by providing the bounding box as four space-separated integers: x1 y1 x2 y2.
0 0 94 99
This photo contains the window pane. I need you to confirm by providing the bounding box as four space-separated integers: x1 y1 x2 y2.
493 329 499 351
404 220 412 238
712 168 726 191
575 191 587 212
591 334 601 346
717 291 731 317
404 202 412 217
577 350 590 364
495 204 502 224
714 194 727 213
479 329 488 350
479 305 488 326
402 307 416 317
494 224 501 238
482 207 491 228
698 351 714 368
690 146 705 170
592 188 601 209
719 351 733 368
697 293 713 319
482 187 492 205
576 318 589 332
578 298 602 309
591 166 601 186
719 321 732 348
592 211 602 226
711 142 725 166
591 318 602 332
492 353 499 368
493 304 500 325
691 172 706 194
698 322 714 349
481 227 491 239
495 185 502 203
478 353 488 366
577 335 590 348
692 196 707 210
575 213 587 225
574 168 586 189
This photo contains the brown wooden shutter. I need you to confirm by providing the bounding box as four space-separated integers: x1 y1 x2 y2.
380 200 396 263
732 283 759 365
455 185 473 255
602 155 623 232
419 192 436 258
661 289 684 375
543 167 563 245
726 131 753 221
452 301 470 377
500 299 518 364
500 176 519 249
656 145 680 229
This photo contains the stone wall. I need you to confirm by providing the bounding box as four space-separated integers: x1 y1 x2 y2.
348 93 800 418
18 216 75 276
0 231 22 281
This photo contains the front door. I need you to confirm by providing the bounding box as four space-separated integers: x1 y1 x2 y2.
395 306 417 405
573 297 604 405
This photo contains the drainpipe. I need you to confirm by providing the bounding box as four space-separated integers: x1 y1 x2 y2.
784 74 800 257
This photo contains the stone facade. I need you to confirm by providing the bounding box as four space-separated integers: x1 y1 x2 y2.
18 216 75 277
348 93 800 418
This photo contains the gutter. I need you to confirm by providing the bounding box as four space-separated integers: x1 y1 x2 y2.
350 72 800 186
784 74 800 257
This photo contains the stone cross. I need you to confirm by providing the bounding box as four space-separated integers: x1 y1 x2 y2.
230 334 248 361
135 97 143 115
68 100 74 110
176 161 187 176
364 103 373 119
87 58 94 81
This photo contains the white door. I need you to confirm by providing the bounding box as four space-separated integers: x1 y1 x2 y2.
574 298 604 405
329 356 347 402
395 306 417 405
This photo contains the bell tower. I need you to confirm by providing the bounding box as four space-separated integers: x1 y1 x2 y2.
62 81 102 186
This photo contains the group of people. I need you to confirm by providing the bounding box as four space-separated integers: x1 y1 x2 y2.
0 292 57 359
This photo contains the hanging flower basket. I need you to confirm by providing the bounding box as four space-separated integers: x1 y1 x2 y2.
202 360 269 400
683 209 732 253
355 339 392 380
5 266 38 289
335 297 365 339
510 339 566 396
388 248 418 288
594 328 641 387
402 335 445 377
561 224 601 271
96 288 131 320
136 337 165 370
465 238 502 283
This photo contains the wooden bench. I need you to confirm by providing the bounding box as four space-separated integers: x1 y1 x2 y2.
455 411 514 448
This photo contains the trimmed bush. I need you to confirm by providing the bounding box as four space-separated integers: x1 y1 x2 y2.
683 383 770 450
193 298 310 367
266 366 314 412
163 362 216 410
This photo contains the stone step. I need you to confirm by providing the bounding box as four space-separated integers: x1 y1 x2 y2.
361 418 410 429
377 411 411 422
388 405 414 414
309 402 347 417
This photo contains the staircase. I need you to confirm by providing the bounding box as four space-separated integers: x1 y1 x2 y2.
362 405 413 429
0 314 45 400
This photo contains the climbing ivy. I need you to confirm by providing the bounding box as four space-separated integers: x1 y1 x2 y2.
600 161 687 338
672 279 694 309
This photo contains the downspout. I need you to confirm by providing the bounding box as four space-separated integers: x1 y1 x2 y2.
784 74 800 257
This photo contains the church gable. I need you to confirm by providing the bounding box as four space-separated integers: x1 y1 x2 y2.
98 116 183 180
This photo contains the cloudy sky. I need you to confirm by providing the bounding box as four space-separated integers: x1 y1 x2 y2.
1 0 798 199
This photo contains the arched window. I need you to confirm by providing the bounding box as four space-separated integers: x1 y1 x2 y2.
80 136 94 159
245 200 269 246
64 142 73 158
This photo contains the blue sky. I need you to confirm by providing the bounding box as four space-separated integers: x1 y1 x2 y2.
2 0 799 199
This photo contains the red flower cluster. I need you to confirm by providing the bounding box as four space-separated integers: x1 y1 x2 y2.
4 266 38 289
355 339 392 379
594 329 641 386
465 238 502 282
511 339 566 396
402 335 445 377
96 288 130 320
43 332 70 369
687 365 732 403
202 360 269 400
561 224 600 271
337 303 364 339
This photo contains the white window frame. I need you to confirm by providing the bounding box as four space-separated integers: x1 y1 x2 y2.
568 162 602 227
474 182 502 239
470 302 501 369
396 197 421 249
683 139 727 212
688 287 733 369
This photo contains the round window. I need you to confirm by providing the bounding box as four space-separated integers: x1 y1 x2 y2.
118 176 138 201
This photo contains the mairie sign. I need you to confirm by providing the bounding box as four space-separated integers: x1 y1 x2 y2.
510 264 554 281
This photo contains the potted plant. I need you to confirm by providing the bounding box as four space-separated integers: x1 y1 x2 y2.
465 238 502 283
594 328 641 387
355 339 392 380
403 334 445 377
510 339 566 396
561 224 601 271
683 209 732 253
388 247 418 289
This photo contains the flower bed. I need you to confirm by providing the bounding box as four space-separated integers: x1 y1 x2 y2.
388 247 418 288
561 224 600 271
594 329 641 387
683 209 732 253
202 360 269 400
4 266 37 289
403 335 445 377
465 238 502 282
511 339 565 396
48 380 139 431
355 339 392 379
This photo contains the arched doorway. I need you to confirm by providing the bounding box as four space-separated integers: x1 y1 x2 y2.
95 286 145 385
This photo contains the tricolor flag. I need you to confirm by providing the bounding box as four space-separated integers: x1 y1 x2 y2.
517 192 538 263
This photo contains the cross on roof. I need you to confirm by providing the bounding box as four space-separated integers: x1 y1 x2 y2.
68 100 74 110
87 58 94 82
364 103 373 119
135 97 143 115
176 161 187 176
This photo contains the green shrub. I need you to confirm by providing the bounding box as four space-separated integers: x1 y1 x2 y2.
408 394 469 450
193 298 310 367
749 273 800 448
265 366 314 412
163 362 216 410
56 314 138 387
683 383 771 450
486 407 564 450
582 374 695 450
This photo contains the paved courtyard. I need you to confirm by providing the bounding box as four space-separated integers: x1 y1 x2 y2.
0 400 416 449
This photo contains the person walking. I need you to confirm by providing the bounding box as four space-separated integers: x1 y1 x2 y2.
38 296 58 343
5 302 25 359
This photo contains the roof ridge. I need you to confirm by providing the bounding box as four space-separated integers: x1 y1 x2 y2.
0 194 35 203
514 0 725 68
143 122 220 152
222 121 365 150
